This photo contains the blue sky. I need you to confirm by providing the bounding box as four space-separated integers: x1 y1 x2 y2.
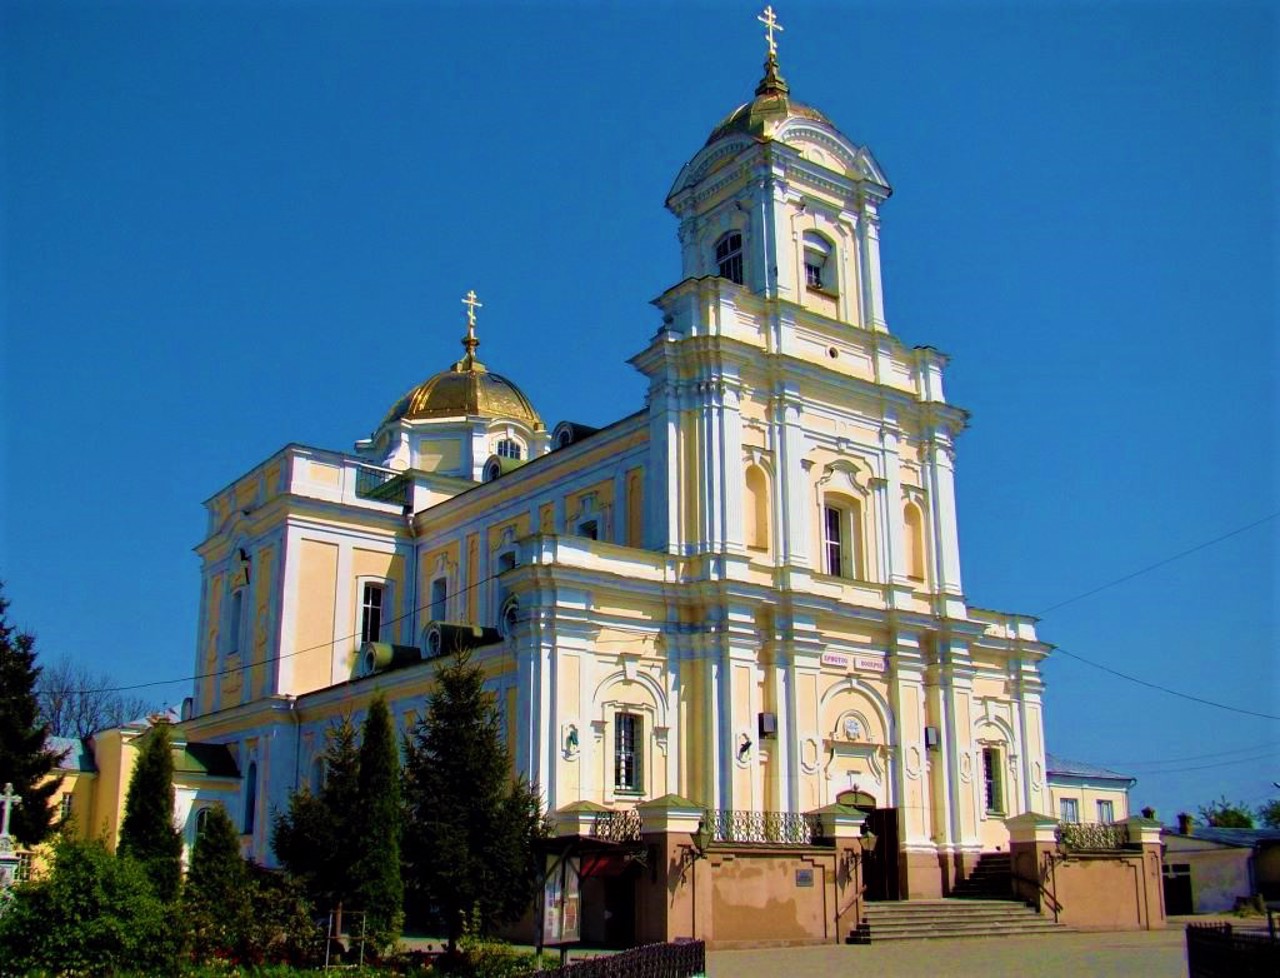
2 1 1275 822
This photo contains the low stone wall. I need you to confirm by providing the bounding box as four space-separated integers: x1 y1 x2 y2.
1007 813 1166 931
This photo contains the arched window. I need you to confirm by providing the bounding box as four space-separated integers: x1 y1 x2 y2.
803 231 835 293
903 502 925 581
227 588 244 656
822 496 865 579
243 761 258 834
496 439 522 460
195 807 212 836
715 231 744 285
743 465 770 551
625 469 644 548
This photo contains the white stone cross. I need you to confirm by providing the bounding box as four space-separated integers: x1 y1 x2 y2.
0 782 21 839
758 5 784 57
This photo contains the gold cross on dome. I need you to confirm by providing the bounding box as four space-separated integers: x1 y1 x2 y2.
462 289 483 331
758 5 783 57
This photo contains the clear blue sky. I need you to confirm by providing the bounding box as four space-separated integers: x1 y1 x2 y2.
2 1 1275 823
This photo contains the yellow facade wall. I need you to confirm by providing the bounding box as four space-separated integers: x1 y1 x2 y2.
293 539 339 694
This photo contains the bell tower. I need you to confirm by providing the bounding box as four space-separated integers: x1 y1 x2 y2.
664 16 892 331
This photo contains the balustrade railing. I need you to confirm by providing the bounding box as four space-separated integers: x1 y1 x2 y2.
1056 821 1128 852
591 809 643 843
706 809 818 845
355 465 409 505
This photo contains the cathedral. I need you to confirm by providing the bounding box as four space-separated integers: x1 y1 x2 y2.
166 12 1094 910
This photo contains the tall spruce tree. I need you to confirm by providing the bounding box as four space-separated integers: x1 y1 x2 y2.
272 713 362 914
185 805 253 961
403 652 545 951
351 696 403 954
118 721 183 901
0 582 61 845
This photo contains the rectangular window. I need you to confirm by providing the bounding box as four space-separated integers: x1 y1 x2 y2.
805 261 823 289
360 583 384 644
15 851 32 883
823 506 844 577
614 712 642 793
430 577 447 622
982 747 1003 814
1060 797 1080 822
1097 799 1115 824
59 794 73 821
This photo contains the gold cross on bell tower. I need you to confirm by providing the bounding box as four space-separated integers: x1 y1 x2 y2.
459 289 483 366
758 5 783 58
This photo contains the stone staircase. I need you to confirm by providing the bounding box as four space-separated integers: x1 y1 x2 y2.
951 852 1014 900
854 899 1067 943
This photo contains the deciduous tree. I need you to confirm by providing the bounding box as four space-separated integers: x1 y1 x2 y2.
0 836 183 976
402 652 545 952
1256 798 1280 829
1198 795 1255 828
0 582 61 845
36 654 157 738
118 721 184 901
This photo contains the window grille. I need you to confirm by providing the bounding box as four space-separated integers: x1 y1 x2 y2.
615 712 642 792
983 747 1003 814
497 439 522 460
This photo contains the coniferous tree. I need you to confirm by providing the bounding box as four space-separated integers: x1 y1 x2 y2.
118 721 183 901
185 805 254 961
351 696 403 954
272 714 361 915
0 582 61 845
403 652 546 951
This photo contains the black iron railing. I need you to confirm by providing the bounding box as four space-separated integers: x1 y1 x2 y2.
1186 923 1280 978
1055 821 1128 852
355 466 409 506
534 940 705 978
706 809 818 845
591 809 643 843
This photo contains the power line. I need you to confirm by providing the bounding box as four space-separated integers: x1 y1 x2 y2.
1102 741 1280 767
1033 511 1279 618
64 499 1280 709
1108 751 1278 776
1050 646 1280 722
71 566 505 695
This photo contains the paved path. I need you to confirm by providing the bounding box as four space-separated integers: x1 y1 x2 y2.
707 929 1190 978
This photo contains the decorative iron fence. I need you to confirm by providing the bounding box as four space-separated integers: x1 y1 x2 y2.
534 940 705 978
1186 922 1279 978
1055 821 1128 852
591 809 643 843
355 465 409 505
705 809 818 845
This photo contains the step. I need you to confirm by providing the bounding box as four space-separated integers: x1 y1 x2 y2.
855 897 1071 944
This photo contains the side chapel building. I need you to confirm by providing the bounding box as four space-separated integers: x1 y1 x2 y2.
175 24 1078 903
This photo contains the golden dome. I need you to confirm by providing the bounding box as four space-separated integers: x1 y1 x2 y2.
383 362 542 427
705 54 834 147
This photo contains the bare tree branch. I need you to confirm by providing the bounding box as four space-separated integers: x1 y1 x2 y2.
36 656 159 738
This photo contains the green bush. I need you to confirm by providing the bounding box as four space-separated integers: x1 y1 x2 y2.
0 836 185 977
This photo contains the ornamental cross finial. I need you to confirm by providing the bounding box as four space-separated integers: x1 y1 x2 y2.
0 783 21 840
460 289 483 362
758 5 783 58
